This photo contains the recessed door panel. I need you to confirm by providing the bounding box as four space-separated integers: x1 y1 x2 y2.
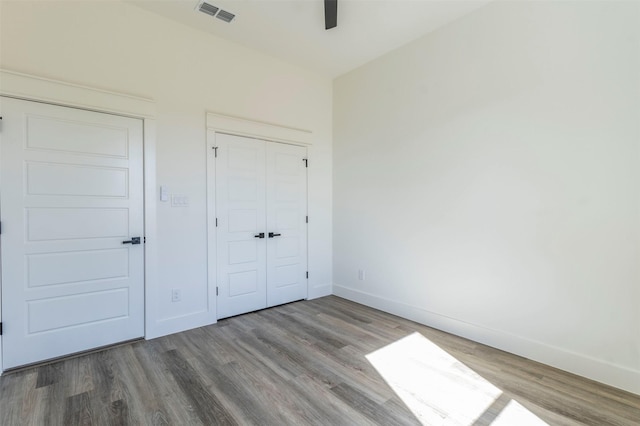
273 264 299 289
26 248 129 288
26 115 129 158
1 97 144 369
275 237 300 259
228 270 259 297
275 182 299 202
274 152 300 175
228 177 258 201
227 145 258 170
228 241 258 265
228 209 258 232
276 208 299 230
26 162 128 197
26 208 129 241
28 288 129 334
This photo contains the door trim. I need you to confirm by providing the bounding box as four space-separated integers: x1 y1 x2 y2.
205 113 312 320
206 112 313 146
0 69 159 371
0 69 155 118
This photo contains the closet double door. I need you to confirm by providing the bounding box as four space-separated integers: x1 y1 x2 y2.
215 133 307 319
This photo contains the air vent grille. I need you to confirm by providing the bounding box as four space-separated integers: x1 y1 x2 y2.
216 9 235 23
198 2 219 17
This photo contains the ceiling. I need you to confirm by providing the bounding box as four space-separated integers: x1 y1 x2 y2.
130 0 491 78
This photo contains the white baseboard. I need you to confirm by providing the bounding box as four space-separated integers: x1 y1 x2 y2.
308 284 332 300
146 284 333 340
146 311 216 340
333 284 640 396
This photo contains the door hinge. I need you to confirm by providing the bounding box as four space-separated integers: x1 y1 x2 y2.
0 221 2 234
216 287 219 296
303 158 308 168
306 216 308 224
216 218 218 227
144 237 146 244
212 146 218 158
306 271 309 279
0 322 3 336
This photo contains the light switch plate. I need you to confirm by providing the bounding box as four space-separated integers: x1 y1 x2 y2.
160 185 169 202
171 194 189 207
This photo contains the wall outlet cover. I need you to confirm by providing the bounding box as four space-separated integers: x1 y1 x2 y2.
171 288 182 302
358 269 366 281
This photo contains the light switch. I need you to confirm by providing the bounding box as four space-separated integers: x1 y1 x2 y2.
160 185 169 202
171 195 189 207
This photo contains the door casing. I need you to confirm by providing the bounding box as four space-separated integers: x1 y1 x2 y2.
205 112 312 321
213 133 308 319
0 69 158 372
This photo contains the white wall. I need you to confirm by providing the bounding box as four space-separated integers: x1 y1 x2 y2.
0 0 332 338
334 1 640 394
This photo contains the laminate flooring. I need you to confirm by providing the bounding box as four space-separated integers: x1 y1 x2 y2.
1 296 638 425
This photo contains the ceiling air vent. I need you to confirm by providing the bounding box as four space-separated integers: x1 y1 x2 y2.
198 2 219 17
216 9 235 23
196 1 235 23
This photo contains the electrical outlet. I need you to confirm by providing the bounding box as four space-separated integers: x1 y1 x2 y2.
171 288 182 302
358 269 366 281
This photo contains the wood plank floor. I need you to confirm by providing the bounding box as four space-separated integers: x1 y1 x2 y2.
1 296 638 425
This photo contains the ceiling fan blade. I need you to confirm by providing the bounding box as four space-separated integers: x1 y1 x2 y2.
325 0 337 30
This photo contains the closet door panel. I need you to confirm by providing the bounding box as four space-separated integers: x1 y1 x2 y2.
216 134 267 319
265 143 308 307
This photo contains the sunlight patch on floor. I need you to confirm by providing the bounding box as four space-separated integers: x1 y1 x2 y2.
365 332 548 425
492 400 548 426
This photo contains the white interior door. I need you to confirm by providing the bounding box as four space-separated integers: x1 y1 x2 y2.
265 142 308 307
215 133 267 319
214 133 307 319
0 97 145 369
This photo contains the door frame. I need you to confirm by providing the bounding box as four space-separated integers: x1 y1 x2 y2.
205 112 312 319
0 69 159 371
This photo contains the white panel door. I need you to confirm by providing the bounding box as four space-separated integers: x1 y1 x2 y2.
216 134 267 319
265 142 308 307
0 97 144 369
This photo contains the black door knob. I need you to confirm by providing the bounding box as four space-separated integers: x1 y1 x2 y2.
254 233 265 239
268 232 281 238
123 237 141 245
